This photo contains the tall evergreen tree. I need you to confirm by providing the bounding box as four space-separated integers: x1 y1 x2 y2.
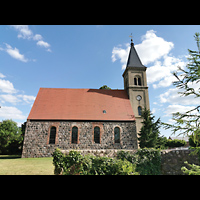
138 107 161 148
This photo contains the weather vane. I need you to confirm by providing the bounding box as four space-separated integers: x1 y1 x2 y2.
129 33 133 45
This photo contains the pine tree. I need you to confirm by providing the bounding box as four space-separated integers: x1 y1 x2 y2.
138 107 161 148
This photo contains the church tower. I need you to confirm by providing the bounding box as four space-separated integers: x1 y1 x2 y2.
122 39 150 136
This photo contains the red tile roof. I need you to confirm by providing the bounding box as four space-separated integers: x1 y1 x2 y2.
28 88 135 121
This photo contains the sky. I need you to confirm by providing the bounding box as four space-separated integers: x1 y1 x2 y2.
0 25 200 138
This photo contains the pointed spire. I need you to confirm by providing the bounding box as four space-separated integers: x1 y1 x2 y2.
126 36 145 68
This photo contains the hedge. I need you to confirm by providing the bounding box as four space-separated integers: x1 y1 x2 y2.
52 149 139 175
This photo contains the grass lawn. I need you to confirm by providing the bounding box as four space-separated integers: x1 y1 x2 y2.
0 155 54 175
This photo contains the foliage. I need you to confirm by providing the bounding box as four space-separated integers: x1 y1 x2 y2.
135 148 161 175
189 134 200 147
52 148 65 175
166 139 186 148
0 120 23 155
99 85 111 90
181 147 200 175
181 161 200 175
117 148 161 175
162 33 200 140
155 135 168 149
52 149 139 175
138 107 161 148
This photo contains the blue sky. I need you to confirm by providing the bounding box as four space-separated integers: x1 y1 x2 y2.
0 25 200 138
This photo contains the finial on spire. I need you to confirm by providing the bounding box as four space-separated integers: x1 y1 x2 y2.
129 33 134 46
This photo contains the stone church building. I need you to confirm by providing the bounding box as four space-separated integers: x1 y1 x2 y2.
22 39 150 158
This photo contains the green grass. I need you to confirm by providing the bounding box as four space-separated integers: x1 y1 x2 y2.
0 155 54 175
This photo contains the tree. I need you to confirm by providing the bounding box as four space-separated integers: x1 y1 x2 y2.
99 85 111 90
0 119 23 154
138 107 161 148
163 33 200 144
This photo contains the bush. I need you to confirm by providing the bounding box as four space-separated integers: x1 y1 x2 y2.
52 149 139 175
166 139 186 148
117 148 161 175
136 148 161 175
189 135 200 147
52 148 65 175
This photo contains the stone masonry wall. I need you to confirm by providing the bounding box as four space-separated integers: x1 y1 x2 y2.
22 120 137 158
60 149 199 175
161 149 199 175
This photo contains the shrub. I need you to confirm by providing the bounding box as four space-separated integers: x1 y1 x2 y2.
117 148 161 175
52 149 139 175
166 139 186 148
136 148 161 175
52 148 64 175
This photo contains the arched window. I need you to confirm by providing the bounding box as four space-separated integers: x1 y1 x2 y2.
114 127 120 144
94 126 100 144
134 76 142 86
138 106 142 116
72 126 78 144
49 126 56 144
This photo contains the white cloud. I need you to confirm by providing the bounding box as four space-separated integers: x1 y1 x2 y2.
33 34 43 41
0 94 19 104
135 30 174 65
111 43 130 70
0 79 16 94
147 55 186 88
164 104 197 117
0 73 6 78
17 94 36 104
0 106 26 120
111 30 174 70
9 25 51 52
10 25 33 39
0 94 35 105
4 43 28 62
36 40 51 52
159 81 200 106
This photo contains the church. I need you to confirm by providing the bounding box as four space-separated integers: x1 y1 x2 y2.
22 39 150 158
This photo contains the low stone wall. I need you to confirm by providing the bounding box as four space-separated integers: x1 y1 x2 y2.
61 149 137 158
161 149 199 175
61 149 200 175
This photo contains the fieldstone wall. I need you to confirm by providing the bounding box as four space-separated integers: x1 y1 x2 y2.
61 149 137 158
62 149 199 175
22 120 137 158
161 149 199 175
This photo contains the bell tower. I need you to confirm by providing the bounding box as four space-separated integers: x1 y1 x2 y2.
122 38 150 136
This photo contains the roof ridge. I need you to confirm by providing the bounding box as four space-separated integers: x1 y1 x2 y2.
39 87 125 91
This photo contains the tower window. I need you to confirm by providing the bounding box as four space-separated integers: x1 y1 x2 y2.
94 126 100 144
72 126 78 144
134 76 142 86
49 126 56 144
114 127 120 143
138 106 142 116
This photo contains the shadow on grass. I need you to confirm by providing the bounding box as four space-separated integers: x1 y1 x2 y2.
0 155 21 159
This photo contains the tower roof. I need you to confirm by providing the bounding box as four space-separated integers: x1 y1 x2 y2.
126 40 145 68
